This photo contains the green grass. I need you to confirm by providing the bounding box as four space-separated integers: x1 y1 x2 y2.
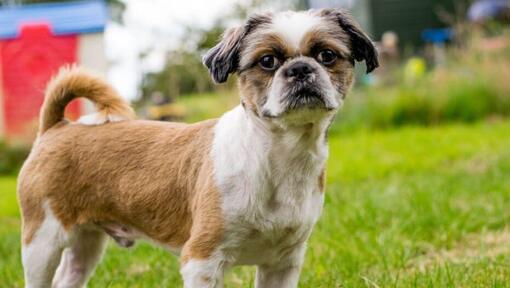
176 90 238 123
1 119 510 287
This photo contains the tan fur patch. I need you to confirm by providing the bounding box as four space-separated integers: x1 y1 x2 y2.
40 67 135 134
241 32 293 67
325 59 355 98
299 28 355 97
318 168 326 193
20 69 224 265
299 28 351 58
19 119 224 260
238 32 290 115
238 69 273 115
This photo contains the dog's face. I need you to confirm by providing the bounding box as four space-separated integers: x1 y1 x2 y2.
204 9 378 125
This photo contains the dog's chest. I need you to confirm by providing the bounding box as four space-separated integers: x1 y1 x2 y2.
218 157 325 265
212 107 328 265
227 188 323 266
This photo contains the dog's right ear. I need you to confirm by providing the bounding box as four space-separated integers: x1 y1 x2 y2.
319 9 379 74
203 12 272 84
203 27 245 84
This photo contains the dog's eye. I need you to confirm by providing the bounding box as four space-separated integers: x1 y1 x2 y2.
317 50 337 66
259 55 279 71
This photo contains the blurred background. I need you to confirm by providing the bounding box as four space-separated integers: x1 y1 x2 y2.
1 0 510 287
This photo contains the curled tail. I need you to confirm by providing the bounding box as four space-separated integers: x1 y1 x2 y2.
39 67 135 134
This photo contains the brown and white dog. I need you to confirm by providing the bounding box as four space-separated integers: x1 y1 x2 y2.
18 9 377 288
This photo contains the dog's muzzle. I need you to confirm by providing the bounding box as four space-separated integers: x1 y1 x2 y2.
281 62 328 111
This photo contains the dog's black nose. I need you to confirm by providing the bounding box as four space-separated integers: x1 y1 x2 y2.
285 62 314 80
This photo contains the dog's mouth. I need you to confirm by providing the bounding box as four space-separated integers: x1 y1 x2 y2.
261 81 338 119
281 84 331 112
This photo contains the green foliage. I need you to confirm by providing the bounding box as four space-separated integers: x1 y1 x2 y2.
138 21 235 105
1 121 510 286
0 143 29 175
141 51 215 102
331 39 510 134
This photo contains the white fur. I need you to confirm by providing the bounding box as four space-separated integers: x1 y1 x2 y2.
22 202 70 288
255 246 305 288
203 105 330 286
264 70 288 116
263 57 342 117
180 252 226 288
77 112 127 125
52 229 107 288
272 11 322 50
22 202 109 288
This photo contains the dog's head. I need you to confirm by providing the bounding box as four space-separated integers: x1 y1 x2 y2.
204 9 378 125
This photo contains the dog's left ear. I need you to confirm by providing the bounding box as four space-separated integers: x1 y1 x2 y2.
203 12 272 84
321 9 379 74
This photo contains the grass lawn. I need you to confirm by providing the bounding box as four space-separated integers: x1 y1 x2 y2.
1 119 510 287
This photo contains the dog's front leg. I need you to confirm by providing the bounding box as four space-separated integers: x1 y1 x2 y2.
255 264 303 288
180 253 225 288
255 244 306 288
179 218 225 288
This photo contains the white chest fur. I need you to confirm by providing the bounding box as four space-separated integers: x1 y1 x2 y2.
211 106 329 266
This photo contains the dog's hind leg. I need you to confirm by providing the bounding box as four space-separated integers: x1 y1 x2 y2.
21 203 69 288
52 228 107 288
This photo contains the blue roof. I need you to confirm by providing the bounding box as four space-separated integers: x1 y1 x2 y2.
0 0 107 40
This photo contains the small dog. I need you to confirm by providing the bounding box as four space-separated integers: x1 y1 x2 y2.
18 9 377 288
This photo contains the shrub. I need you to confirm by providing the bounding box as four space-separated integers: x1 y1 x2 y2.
0 142 30 175
331 34 510 134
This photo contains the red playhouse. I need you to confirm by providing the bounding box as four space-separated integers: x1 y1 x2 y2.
0 0 108 143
